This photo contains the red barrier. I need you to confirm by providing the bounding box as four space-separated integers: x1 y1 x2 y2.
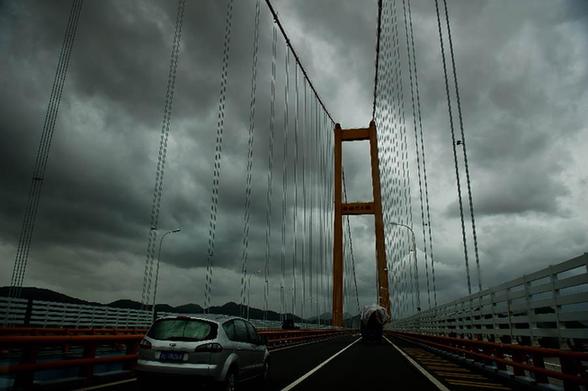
0 334 142 388
0 328 347 388
0 327 147 336
389 331 588 390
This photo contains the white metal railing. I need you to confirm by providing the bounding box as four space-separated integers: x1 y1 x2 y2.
29 300 153 328
1 298 330 329
156 312 329 329
0 297 28 326
0 298 153 328
389 253 588 347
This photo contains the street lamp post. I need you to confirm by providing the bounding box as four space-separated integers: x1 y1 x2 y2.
388 222 420 314
152 227 182 319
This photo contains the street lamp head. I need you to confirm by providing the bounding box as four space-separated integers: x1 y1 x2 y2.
172 228 182 233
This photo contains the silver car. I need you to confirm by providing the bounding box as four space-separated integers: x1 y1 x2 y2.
136 314 270 390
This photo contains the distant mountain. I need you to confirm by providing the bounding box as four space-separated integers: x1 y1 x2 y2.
305 312 333 324
108 299 143 310
0 287 307 323
0 287 102 306
174 303 204 313
207 302 302 322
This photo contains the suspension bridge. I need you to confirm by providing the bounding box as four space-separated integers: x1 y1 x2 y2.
1 0 587 390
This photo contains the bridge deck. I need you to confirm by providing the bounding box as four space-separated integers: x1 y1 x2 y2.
91 334 517 391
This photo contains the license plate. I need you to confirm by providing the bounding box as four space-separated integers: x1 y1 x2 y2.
159 351 185 361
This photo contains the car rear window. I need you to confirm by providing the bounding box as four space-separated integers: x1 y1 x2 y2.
148 318 217 342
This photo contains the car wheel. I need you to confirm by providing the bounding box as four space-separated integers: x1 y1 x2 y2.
262 360 270 381
136 374 150 388
221 369 237 391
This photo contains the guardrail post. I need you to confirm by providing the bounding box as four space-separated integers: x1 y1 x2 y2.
531 352 548 383
494 346 507 371
23 299 33 326
511 348 526 377
14 345 38 389
560 356 581 391
124 339 140 370
80 343 97 381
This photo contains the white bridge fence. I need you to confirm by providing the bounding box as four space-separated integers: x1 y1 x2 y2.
389 253 588 347
0 298 323 329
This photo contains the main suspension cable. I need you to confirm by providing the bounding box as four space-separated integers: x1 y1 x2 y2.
264 0 335 124
372 0 383 120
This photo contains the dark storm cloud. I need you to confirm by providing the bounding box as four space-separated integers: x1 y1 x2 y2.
1 0 587 313
0 0 341 308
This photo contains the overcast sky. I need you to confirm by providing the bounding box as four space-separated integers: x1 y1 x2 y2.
1 0 587 318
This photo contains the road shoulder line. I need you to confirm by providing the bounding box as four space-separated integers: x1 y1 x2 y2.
383 336 450 391
75 377 136 391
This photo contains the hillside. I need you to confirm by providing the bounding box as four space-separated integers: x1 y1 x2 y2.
0 286 316 323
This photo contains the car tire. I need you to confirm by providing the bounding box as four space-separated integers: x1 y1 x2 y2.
136 374 150 388
262 359 269 381
220 368 237 391
256 359 270 389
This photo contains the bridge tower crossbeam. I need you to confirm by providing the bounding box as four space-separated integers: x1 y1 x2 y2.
333 120 390 327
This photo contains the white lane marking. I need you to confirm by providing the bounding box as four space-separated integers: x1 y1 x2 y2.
271 334 358 353
75 377 136 390
280 337 361 391
383 336 450 391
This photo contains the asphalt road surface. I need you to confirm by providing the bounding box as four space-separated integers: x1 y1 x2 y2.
92 335 440 390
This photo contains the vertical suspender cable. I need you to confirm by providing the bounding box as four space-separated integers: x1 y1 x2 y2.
302 78 308 320
324 111 330 319
406 0 437 306
141 0 186 308
401 0 431 309
434 0 472 295
292 65 300 317
442 0 482 292
10 0 84 298
280 48 290 320
392 0 418 315
319 101 327 322
239 0 261 317
342 171 361 314
204 0 235 310
264 22 278 321
316 98 324 325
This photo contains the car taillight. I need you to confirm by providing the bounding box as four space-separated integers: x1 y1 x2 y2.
139 339 152 350
194 343 223 353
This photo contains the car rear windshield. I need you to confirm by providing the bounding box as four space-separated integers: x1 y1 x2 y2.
148 318 217 342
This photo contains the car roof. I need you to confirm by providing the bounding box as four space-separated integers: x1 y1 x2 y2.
156 313 246 324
